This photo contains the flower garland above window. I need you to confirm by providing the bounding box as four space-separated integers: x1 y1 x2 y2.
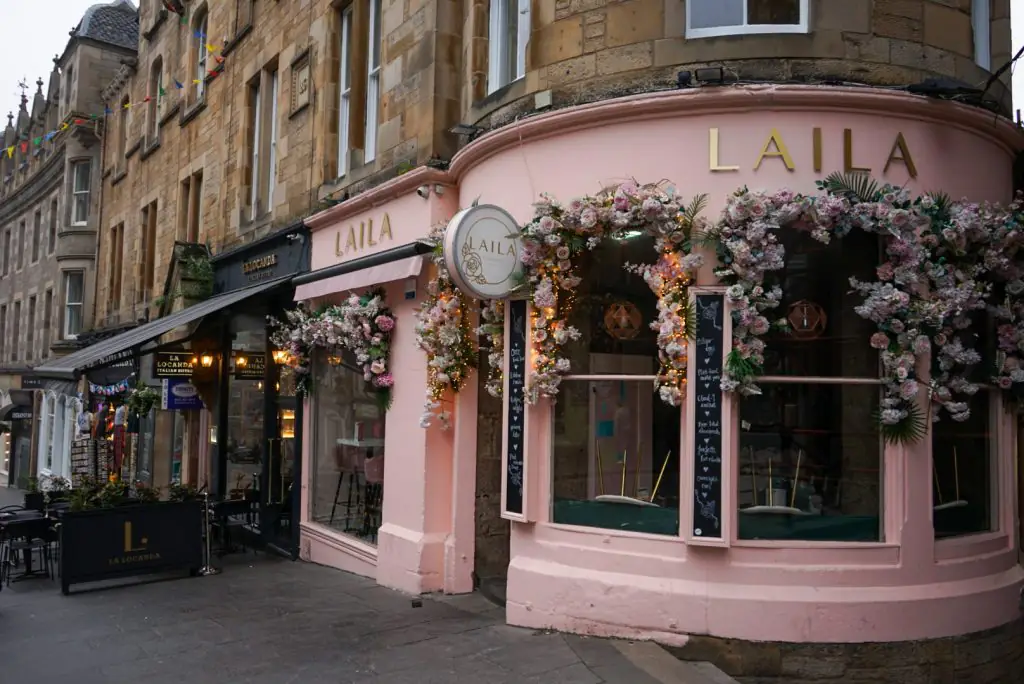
519 181 704 405
269 288 396 409
704 172 1024 443
414 222 478 429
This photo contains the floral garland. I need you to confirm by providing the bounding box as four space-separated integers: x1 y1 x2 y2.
269 288 395 408
519 181 703 404
477 299 506 398
414 222 478 429
705 173 1024 442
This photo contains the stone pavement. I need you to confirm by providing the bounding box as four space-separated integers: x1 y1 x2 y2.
0 546 732 684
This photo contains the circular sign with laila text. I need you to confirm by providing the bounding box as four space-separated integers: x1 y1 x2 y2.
443 204 524 300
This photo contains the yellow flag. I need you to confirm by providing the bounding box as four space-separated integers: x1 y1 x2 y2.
206 43 216 53
123 102 131 109
5 147 12 158
60 122 69 131
193 79 201 85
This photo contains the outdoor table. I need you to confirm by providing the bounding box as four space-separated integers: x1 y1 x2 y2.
0 511 53 581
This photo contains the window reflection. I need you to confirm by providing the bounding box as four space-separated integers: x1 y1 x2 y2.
311 350 386 544
933 391 993 538
551 236 681 535
738 383 881 541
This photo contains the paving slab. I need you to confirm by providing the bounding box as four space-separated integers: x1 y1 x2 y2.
0 552 732 683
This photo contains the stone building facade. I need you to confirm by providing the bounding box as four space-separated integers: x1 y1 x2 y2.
0 0 138 487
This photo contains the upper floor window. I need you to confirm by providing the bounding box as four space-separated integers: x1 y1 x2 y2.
193 7 210 102
63 271 84 339
337 5 354 178
1 229 9 276
117 96 130 165
248 67 279 220
48 199 57 254
687 0 808 39
487 0 530 95
148 57 164 141
64 66 74 113
16 220 25 269
71 161 91 225
972 0 991 70
31 209 40 263
364 0 382 163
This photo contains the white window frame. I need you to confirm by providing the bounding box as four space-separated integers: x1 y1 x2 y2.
364 0 382 163
196 14 209 99
267 69 279 213
686 0 809 39
45 393 56 470
63 271 84 340
71 161 91 226
337 6 353 178
250 79 262 220
972 0 991 70
487 0 530 95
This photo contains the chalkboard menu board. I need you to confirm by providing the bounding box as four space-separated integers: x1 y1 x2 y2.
504 299 527 516
692 293 725 539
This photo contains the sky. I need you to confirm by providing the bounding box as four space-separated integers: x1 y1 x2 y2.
0 0 1020 123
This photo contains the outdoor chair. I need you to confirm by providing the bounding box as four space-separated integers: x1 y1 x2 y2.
3 517 55 584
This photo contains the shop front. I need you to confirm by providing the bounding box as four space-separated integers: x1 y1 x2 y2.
443 86 1023 675
33 225 310 556
292 172 457 591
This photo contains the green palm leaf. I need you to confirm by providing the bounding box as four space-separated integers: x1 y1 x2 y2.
822 171 881 202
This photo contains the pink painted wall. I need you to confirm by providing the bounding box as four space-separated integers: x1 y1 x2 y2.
299 173 464 594
448 86 1024 644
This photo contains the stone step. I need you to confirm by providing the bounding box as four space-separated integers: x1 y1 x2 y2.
614 640 741 684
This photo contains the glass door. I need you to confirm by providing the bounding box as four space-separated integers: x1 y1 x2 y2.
262 365 297 553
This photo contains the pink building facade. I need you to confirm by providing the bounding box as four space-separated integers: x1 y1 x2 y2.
295 85 1024 675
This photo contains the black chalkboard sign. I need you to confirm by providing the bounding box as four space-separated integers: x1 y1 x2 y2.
692 293 725 539
504 299 527 516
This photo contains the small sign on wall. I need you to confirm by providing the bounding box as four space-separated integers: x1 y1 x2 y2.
501 299 528 520
685 288 732 547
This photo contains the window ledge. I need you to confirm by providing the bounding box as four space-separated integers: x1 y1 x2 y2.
158 101 180 127
142 8 168 41
102 166 112 180
140 138 161 161
222 23 253 57
934 531 1009 562
299 521 378 566
125 137 142 159
685 24 809 40
111 169 128 187
179 98 207 127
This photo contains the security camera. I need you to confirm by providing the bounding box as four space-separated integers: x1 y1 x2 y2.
416 185 430 199
404 277 417 300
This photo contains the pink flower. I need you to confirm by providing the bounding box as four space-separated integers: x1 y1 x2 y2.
375 315 395 332
373 373 394 388
870 332 890 350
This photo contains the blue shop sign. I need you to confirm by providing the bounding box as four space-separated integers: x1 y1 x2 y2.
161 379 204 410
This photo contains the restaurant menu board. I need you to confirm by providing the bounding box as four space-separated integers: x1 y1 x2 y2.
693 293 725 539
504 299 527 517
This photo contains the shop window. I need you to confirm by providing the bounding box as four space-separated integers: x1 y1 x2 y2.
71 160 91 225
551 236 681 535
487 0 530 94
687 0 808 39
932 313 995 539
737 229 883 542
364 0 382 163
310 349 386 545
972 0 991 70
63 271 84 339
45 393 56 469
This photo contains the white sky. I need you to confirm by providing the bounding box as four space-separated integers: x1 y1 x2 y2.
0 1 1020 124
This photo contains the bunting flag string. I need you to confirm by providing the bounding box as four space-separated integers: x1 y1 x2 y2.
4 41 229 160
89 378 132 397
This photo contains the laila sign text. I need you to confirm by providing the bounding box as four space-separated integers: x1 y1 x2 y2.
335 214 394 256
709 127 917 178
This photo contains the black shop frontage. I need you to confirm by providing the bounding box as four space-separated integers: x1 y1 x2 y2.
34 224 309 557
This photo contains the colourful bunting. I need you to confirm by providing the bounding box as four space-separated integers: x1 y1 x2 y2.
32 137 40 145
173 79 184 90
5 147 12 159
158 86 166 98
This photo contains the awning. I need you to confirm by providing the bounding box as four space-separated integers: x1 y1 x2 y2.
294 255 424 301
33 276 293 380
292 241 433 289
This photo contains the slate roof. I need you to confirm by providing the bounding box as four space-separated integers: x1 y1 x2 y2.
74 0 139 51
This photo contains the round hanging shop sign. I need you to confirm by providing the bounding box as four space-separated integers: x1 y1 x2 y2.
443 204 524 300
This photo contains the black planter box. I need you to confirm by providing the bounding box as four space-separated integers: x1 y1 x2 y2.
23 491 44 511
59 501 203 595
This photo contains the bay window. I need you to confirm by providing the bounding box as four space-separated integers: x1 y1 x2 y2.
737 227 883 542
337 5 353 177
687 0 809 39
63 271 84 339
71 160 91 225
551 235 682 535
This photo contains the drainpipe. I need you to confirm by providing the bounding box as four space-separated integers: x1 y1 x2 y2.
90 105 108 330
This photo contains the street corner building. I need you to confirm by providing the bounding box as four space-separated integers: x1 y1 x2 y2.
10 0 1024 681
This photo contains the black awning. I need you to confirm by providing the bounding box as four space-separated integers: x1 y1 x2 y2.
33 276 293 380
292 241 434 287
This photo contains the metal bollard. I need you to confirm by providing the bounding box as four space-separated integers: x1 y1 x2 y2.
198 491 220 576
